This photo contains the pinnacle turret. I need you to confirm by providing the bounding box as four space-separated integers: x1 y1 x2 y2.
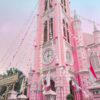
74 10 79 21
73 10 81 32
94 23 97 31
93 23 100 44
93 23 100 33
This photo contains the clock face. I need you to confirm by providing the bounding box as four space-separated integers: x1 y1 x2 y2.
42 48 54 65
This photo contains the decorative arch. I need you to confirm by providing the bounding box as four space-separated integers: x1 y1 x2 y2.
40 72 56 92
50 79 56 91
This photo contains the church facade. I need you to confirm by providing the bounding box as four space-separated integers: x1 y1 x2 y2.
27 0 100 100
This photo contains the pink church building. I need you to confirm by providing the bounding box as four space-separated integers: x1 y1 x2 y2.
27 0 100 100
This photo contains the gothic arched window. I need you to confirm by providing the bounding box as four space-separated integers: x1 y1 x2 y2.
64 0 66 12
44 0 48 11
49 18 53 40
61 0 64 9
44 0 53 11
63 19 70 43
61 0 63 4
44 20 48 42
90 52 100 69
61 0 66 12
63 19 66 37
49 0 53 8
66 22 70 43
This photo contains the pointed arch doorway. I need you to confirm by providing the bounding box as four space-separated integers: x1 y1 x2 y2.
43 79 56 100
44 89 56 100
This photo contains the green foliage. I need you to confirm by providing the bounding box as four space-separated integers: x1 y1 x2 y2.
0 68 27 96
0 86 6 95
5 68 25 78
66 94 74 100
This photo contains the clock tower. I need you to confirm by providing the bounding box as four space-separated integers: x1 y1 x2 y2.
28 0 76 100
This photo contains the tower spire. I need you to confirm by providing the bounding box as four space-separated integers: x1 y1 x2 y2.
93 22 98 32
74 10 79 20
93 22 100 33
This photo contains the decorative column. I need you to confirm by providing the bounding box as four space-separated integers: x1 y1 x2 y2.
55 67 65 100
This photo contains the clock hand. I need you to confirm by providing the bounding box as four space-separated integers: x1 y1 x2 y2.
47 51 52 61
46 51 49 62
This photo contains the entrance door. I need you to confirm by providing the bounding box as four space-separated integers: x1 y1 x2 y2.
46 95 56 100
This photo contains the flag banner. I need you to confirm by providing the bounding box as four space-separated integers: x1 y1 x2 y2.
71 77 81 92
90 62 97 78
89 62 97 83
42 77 47 91
42 71 51 92
71 77 91 99
46 71 51 87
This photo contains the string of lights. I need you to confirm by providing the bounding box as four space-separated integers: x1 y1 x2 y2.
0 0 39 69
0 0 39 66
14 22 37 69
3 0 100 70
79 15 100 27
71 10 100 27
8 14 37 69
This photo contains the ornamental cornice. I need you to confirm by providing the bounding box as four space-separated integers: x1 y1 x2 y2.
41 40 54 48
87 43 100 48
79 70 89 74
76 46 86 49
40 66 56 73
79 69 100 74
72 46 86 51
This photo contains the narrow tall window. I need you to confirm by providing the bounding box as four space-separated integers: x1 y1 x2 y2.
45 0 48 11
61 0 63 4
61 0 64 8
66 23 70 43
49 0 53 8
64 0 66 12
44 21 48 42
49 18 53 40
64 0 66 6
63 19 66 37
61 0 66 12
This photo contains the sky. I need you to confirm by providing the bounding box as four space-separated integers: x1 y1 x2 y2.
0 0 100 76
71 0 100 32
